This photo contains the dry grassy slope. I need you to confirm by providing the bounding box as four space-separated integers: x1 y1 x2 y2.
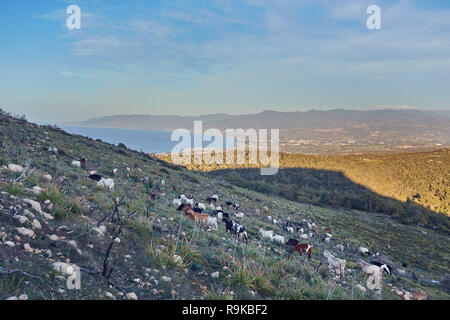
0 113 449 300
159 149 449 215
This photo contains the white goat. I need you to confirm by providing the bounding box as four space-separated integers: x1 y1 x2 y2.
235 212 244 218
97 178 114 191
71 160 81 167
300 234 309 240
173 198 182 208
259 229 274 240
272 235 285 244
323 250 346 279
357 259 383 290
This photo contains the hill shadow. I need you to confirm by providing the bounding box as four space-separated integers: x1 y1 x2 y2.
206 167 450 234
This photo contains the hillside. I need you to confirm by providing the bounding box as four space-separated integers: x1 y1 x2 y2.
159 149 450 231
0 110 449 300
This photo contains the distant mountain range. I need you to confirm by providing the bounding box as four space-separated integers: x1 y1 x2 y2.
66 109 450 154
67 109 450 131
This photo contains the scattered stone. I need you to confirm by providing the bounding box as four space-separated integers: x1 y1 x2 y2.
18 294 28 300
23 209 35 219
13 215 28 224
31 219 42 230
67 240 77 248
24 243 33 253
126 292 137 300
31 186 44 195
16 227 35 238
211 271 220 279
5 241 15 247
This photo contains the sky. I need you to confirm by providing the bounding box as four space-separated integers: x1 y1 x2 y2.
1 0 450 123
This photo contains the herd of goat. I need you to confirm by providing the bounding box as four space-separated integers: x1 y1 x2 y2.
170 192 405 291
76 162 423 297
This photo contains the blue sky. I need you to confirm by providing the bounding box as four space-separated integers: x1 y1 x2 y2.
1 0 450 123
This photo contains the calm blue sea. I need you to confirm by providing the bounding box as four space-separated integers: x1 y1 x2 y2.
61 126 223 154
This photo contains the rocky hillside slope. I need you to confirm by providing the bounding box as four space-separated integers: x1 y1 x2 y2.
0 111 449 300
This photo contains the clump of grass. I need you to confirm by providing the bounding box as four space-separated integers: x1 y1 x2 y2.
228 261 274 295
0 274 26 296
53 197 83 219
203 285 234 300
1 183 25 196
146 240 202 270
37 185 63 204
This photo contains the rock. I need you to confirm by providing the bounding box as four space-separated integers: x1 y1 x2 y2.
31 186 44 195
22 199 53 220
161 276 171 282
211 271 220 279
42 174 52 182
6 296 18 300
114 238 121 243
18 294 28 300
31 219 42 230
5 241 15 247
16 227 35 238
13 215 28 224
24 243 33 253
44 200 51 205
105 292 114 299
126 292 138 300
23 209 35 219
7 164 24 173
67 240 77 248
49 234 59 241
92 226 106 237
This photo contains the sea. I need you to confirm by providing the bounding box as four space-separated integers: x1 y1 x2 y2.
60 126 229 154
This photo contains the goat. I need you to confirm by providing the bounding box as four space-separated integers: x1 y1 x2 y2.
285 238 299 247
370 260 393 274
272 235 285 244
323 250 346 279
359 247 372 256
225 201 239 210
288 243 312 259
182 205 217 230
71 160 81 167
195 203 206 211
97 178 114 190
88 174 103 182
300 234 309 240
357 259 383 290
235 212 244 218
222 217 247 243
259 228 274 240
173 198 182 209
